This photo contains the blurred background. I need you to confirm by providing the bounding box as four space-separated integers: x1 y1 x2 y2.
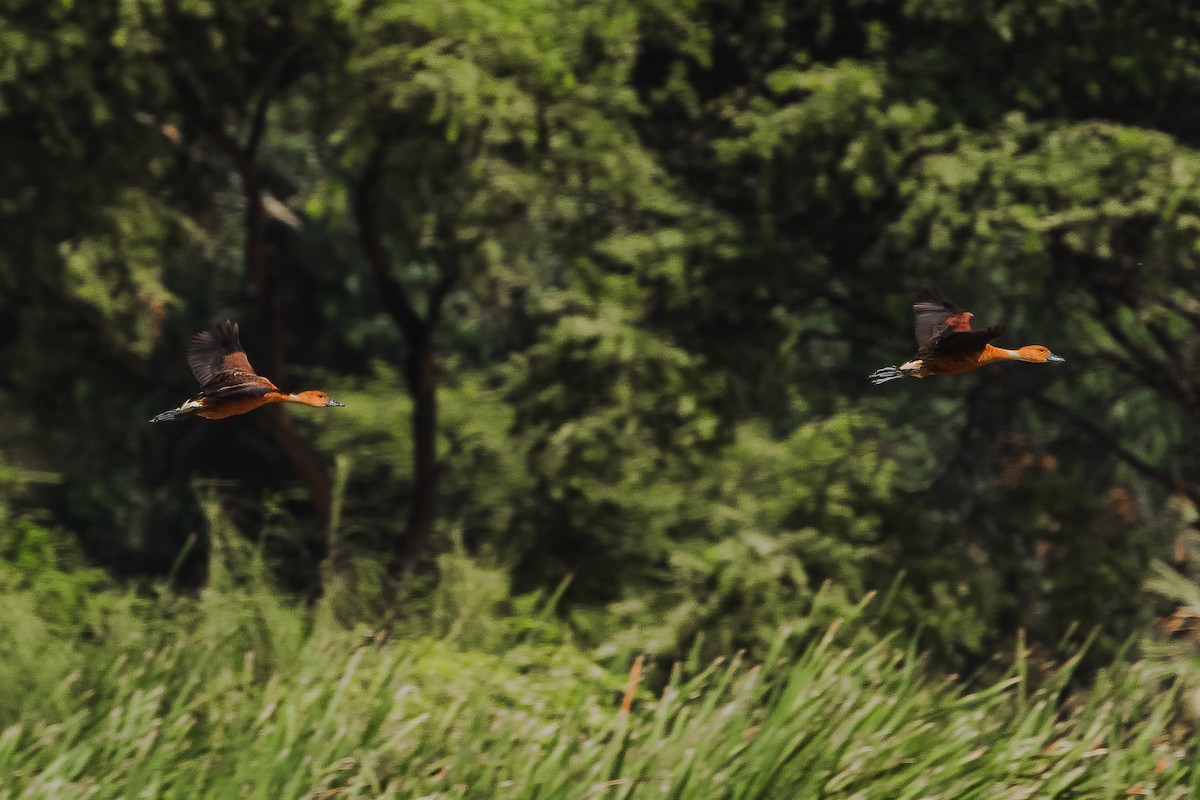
3 0 1200 679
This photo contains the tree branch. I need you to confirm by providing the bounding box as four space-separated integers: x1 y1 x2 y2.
245 88 272 158
1025 391 1200 505
354 144 425 345
427 257 460 329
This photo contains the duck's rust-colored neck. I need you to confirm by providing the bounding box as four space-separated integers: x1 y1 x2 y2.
978 345 1019 366
980 344 1064 365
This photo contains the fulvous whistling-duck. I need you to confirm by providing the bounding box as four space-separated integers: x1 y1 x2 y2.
150 321 344 422
869 290 1064 385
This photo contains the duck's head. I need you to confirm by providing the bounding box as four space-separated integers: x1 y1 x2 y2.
291 390 345 408
1016 345 1065 364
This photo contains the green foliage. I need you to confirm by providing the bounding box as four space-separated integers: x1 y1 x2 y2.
580 409 914 657
0 508 108 632
0 503 131 720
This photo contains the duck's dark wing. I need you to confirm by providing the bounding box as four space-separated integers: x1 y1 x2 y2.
913 289 975 349
927 326 1005 354
913 290 978 353
187 320 277 398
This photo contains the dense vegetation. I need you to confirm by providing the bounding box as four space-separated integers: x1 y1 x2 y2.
3 532 1200 798
4 0 1200 792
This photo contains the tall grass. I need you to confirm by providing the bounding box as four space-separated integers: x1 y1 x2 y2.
0 570 1196 799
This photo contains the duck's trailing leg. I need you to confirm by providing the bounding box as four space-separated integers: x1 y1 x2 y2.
149 399 203 423
869 359 925 385
868 366 906 385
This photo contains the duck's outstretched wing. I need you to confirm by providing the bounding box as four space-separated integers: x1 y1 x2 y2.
913 290 996 355
187 320 277 398
913 290 974 349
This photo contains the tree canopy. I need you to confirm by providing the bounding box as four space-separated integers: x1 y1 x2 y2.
2 0 1199 669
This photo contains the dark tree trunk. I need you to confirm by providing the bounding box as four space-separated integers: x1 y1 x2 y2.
239 164 334 540
355 147 453 577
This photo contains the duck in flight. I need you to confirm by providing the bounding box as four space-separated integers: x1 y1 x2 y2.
150 320 344 422
869 290 1064 385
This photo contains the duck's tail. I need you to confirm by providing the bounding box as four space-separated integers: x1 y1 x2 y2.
149 399 202 423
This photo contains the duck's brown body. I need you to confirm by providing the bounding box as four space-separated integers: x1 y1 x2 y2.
869 292 1063 385
151 321 343 422
193 391 292 419
900 344 1035 378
